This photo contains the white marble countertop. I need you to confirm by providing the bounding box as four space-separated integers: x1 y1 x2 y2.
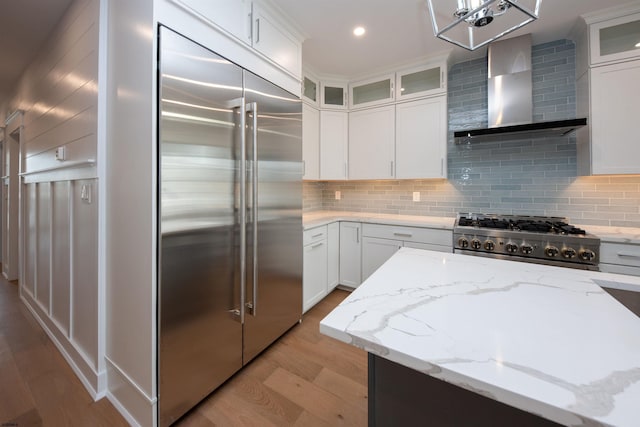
303 210 454 230
320 248 640 427
577 224 640 245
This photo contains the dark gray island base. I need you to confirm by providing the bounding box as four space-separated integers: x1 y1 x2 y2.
368 353 562 427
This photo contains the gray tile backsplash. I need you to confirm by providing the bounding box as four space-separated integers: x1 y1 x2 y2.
304 39 640 228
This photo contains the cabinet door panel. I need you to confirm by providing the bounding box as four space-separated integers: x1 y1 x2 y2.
591 61 640 174
302 104 320 180
339 222 362 288
320 111 348 180
362 237 401 281
396 97 446 179
349 105 395 180
303 240 328 312
253 6 301 77
174 0 251 44
327 222 340 291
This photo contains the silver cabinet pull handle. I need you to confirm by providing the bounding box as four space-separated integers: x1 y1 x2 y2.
311 233 324 238
255 19 260 43
393 232 412 237
310 242 325 249
617 252 640 259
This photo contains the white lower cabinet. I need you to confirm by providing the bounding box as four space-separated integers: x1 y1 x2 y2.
599 241 640 277
362 237 402 280
303 226 328 312
303 223 340 312
361 223 452 281
339 222 362 288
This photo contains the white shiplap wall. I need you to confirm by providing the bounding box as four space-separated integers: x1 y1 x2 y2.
8 0 104 398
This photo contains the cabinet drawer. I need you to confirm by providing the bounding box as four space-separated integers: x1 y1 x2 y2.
600 242 640 268
404 241 452 253
599 263 640 277
304 226 327 246
362 223 451 246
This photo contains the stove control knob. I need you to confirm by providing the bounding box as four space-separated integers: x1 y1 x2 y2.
484 240 495 251
505 243 519 253
545 246 559 257
521 245 534 255
579 249 596 261
457 237 469 249
471 239 482 250
562 248 577 259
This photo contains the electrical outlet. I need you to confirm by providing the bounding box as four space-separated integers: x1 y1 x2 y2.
413 191 420 202
81 184 92 204
335 191 341 200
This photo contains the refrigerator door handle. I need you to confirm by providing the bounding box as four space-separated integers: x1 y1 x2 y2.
246 101 259 317
238 98 247 324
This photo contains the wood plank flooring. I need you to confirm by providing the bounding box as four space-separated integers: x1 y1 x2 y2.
0 270 367 426
177 290 368 427
0 274 128 426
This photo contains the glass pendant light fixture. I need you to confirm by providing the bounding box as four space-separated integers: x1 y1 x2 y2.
427 0 541 50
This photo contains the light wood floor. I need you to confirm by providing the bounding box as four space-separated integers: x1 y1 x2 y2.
176 289 368 426
0 275 128 426
0 272 367 426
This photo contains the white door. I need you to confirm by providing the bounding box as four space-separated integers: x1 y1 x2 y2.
320 110 349 180
396 97 447 179
303 240 328 312
339 222 362 288
362 237 402 281
590 60 640 175
302 104 320 180
349 105 395 180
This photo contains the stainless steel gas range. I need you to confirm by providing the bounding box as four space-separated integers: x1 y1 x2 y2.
453 214 600 271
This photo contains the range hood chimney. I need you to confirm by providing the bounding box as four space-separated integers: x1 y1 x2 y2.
455 34 586 143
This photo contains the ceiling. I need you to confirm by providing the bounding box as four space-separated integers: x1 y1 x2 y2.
0 0 635 107
0 0 73 107
271 0 636 78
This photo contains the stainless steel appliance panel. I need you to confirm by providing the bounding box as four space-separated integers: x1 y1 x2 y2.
158 27 244 426
243 71 303 363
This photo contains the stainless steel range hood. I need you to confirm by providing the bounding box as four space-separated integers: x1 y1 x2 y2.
454 34 586 143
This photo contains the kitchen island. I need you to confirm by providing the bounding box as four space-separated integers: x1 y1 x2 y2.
320 248 640 426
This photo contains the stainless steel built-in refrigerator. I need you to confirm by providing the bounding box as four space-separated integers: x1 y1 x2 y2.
157 26 302 426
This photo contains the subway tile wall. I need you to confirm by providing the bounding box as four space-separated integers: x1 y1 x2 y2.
304 39 640 227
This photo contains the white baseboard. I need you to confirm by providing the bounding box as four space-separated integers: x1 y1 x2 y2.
106 356 157 427
20 293 106 400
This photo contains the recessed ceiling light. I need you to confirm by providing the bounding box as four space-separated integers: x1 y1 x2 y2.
636 41 640 48
353 26 366 37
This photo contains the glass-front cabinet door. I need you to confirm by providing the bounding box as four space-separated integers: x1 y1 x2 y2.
321 81 348 109
302 75 319 105
349 74 394 109
590 12 640 65
396 62 446 101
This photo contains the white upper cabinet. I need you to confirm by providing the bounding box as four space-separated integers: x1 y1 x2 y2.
348 105 395 180
321 81 348 109
173 0 252 44
170 0 302 78
302 104 320 180
320 110 349 180
586 60 640 175
396 62 447 101
252 2 302 77
349 74 394 109
395 97 447 179
590 12 640 65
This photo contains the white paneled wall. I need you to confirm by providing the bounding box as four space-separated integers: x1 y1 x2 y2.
8 0 104 398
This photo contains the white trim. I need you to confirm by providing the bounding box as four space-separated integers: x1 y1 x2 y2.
105 356 158 406
106 391 143 427
19 159 96 176
96 0 108 377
